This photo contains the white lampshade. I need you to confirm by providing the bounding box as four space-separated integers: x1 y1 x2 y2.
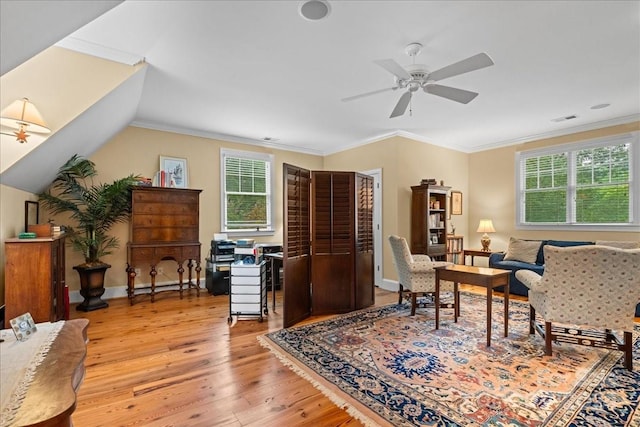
1 98 51 134
476 219 496 233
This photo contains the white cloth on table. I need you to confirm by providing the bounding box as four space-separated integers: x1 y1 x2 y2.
1 321 64 426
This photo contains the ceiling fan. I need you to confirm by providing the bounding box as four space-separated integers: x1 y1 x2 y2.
342 43 494 118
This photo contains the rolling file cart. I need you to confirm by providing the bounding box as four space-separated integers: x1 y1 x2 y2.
228 260 267 323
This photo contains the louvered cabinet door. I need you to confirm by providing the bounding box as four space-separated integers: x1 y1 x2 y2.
311 171 355 314
283 163 312 328
355 173 374 309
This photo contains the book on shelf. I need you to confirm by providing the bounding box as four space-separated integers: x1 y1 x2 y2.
152 171 177 188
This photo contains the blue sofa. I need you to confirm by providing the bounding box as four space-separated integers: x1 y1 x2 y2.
489 239 640 317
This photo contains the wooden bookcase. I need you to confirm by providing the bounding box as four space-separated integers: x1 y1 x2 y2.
446 235 464 264
410 184 451 260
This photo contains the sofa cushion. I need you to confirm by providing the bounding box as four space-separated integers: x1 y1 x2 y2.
545 240 593 248
503 237 542 264
492 259 545 275
595 240 640 249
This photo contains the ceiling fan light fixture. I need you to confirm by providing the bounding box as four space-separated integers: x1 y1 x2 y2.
299 0 331 21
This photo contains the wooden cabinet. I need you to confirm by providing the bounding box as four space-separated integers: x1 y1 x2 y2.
127 187 202 303
4 235 66 324
282 165 374 327
411 184 451 260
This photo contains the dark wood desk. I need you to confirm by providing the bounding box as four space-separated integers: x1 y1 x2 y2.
2 319 89 427
434 265 510 346
463 248 495 266
264 252 283 311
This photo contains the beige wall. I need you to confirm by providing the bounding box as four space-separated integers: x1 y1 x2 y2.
0 185 40 304
468 121 640 256
325 136 469 281
2 121 639 303
57 126 323 293
1 47 142 172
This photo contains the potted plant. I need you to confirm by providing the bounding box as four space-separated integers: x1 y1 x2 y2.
38 154 140 311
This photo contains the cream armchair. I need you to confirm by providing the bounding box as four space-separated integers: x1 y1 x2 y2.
516 245 640 370
388 235 455 316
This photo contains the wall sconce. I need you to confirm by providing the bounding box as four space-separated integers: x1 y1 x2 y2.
476 219 496 251
1 98 51 143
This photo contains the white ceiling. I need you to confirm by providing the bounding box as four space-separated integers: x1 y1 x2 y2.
6 0 640 157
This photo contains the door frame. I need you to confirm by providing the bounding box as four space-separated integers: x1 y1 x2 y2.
360 168 382 287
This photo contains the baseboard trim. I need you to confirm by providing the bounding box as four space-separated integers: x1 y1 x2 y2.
70 279 400 304
380 279 399 292
69 281 189 304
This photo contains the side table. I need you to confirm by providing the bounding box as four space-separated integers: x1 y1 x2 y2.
463 249 495 266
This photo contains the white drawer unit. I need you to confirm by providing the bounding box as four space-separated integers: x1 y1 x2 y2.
228 260 267 323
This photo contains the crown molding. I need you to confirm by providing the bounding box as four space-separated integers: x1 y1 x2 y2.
467 114 640 153
132 114 640 158
130 120 325 156
55 36 144 65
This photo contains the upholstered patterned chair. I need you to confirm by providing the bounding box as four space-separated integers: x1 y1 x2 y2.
388 235 455 316
516 245 640 370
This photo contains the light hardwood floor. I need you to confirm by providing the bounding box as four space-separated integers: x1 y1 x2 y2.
69 285 633 426
70 287 398 426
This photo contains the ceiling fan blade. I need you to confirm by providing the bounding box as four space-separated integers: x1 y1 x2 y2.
428 53 494 82
425 84 479 104
390 91 412 118
374 59 412 80
341 86 397 102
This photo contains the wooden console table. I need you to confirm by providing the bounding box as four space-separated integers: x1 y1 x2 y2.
126 187 202 304
463 248 495 266
1 319 89 427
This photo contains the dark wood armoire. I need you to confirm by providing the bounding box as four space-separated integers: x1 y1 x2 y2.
283 164 374 327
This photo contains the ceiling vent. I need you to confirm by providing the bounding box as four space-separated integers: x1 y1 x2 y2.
551 114 578 122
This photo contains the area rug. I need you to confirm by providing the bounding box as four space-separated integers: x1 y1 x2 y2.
258 292 640 426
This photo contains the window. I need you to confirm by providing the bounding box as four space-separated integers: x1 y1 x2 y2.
515 132 639 230
221 148 274 234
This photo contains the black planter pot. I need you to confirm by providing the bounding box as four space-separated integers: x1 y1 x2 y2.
74 263 111 311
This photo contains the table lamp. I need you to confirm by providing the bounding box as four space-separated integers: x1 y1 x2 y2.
477 219 495 251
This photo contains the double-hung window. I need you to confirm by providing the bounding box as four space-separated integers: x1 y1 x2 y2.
220 148 274 234
515 132 638 230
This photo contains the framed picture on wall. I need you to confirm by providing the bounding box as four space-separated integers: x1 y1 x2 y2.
159 156 188 188
451 191 462 215
25 201 39 231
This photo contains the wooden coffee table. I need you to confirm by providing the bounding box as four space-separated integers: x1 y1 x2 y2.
434 265 510 346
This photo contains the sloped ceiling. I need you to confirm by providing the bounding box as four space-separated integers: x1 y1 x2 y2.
1 66 147 193
0 0 122 76
59 0 640 154
1 1 639 196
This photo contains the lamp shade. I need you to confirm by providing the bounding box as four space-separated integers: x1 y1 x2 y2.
476 219 496 233
1 98 51 134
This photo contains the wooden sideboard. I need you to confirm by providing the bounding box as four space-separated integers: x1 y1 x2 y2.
4 235 66 325
126 187 202 304
2 319 89 427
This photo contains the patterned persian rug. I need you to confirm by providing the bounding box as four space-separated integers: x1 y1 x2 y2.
259 292 640 426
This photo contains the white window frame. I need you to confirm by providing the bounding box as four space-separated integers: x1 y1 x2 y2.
515 132 639 231
220 148 275 236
